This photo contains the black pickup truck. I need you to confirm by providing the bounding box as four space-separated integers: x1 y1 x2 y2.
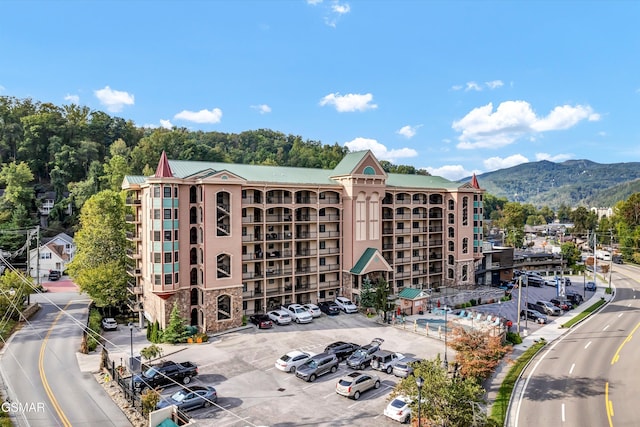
132 360 198 392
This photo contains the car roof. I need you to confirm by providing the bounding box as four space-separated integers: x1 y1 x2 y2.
284 350 307 357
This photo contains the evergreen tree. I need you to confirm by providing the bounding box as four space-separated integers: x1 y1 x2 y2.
163 302 188 344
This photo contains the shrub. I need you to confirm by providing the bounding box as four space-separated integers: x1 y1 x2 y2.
140 388 161 415
505 332 522 345
470 299 477 306
140 344 163 361
86 308 102 352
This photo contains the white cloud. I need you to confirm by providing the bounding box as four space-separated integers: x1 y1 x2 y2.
307 0 323 4
174 108 222 124
319 92 377 112
309 0 349 27
344 137 417 162
451 85 463 91
94 86 134 112
483 154 529 171
160 119 173 129
396 124 421 139
0 85 6 93
598 131 607 137
465 82 482 91
453 101 600 149
332 2 350 14
64 94 80 104
535 152 573 162
251 104 272 114
485 80 504 89
426 164 478 181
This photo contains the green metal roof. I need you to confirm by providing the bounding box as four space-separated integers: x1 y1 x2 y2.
386 173 460 190
123 175 147 185
398 288 429 300
168 160 339 185
350 248 377 274
331 150 370 176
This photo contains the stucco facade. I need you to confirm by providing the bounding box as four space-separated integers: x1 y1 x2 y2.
123 150 484 333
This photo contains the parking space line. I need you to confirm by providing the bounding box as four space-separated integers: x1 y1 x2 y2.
585 341 592 349
618 313 624 318
569 363 575 375
603 324 610 331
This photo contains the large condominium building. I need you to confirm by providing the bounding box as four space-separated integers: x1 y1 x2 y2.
122 150 484 332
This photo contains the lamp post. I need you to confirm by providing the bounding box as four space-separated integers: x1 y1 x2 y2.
129 323 134 405
416 376 424 427
443 304 448 370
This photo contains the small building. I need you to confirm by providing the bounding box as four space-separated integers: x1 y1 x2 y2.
28 232 75 278
397 287 431 316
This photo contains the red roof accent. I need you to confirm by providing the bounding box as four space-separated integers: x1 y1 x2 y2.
470 173 480 189
154 151 173 178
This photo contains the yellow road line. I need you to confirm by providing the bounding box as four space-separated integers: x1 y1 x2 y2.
605 382 614 427
611 321 640 365
38 301 73 427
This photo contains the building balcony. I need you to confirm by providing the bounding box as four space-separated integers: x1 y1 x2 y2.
125 231 141 241
126 249 142 260
127 267 142 277
125 214 141 224
128 286 143 295
127 298 143 312
125 197 141 206
318 197 340 204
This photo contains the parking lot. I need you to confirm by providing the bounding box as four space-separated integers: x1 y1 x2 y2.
146 313 450 426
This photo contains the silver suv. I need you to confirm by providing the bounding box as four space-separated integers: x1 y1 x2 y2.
370 350 406 374
295 352 339 382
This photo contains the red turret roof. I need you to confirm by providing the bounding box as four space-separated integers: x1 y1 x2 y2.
154 151 173 178
470 173 480 189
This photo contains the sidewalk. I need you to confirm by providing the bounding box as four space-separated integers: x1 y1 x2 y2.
485 283 612 424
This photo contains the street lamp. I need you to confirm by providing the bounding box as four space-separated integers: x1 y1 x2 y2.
416 376 424 427
443 304 448 369
129 323 134 405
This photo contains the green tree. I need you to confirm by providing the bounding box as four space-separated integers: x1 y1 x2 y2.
163 302 188 344
373 278 390 317
0 270 33 319
359 278 375 308
0 161 34 209
569 206 597 234
391 357 486 427
67 190 129 308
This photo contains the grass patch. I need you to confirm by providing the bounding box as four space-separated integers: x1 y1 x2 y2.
0 319 18 351
489 340 547 425
561 298 606 328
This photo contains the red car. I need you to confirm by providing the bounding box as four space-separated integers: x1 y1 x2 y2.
249 314 273 329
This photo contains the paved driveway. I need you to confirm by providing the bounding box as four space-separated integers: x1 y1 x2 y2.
151 313 449 427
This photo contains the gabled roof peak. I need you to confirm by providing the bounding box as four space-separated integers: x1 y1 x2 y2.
155 151 174 178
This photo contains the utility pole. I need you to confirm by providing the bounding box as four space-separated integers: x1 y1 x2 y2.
608 230 613 291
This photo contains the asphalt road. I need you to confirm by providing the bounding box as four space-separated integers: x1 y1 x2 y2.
0 291 131 427
512 263 640 427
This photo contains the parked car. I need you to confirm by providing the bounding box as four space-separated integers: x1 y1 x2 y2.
370 350 406 374
335 371 381 400
48 270 61 281
335 296 358 314
525 274 545 287
101 318 118 331
585 281 597 291
565 290 584 305
346 338 384 370
249 314 273 329
295 352 340 382
267 309 292 325
156 385 217 411
318 301 341 315
325 341 360 361
303 303 322 318
282 304 313 324
536 300 562 316
520 309 548 324
384 395 412 423
393 358 423 378
132 360 198 393
275 350 315 373
550 297 572 311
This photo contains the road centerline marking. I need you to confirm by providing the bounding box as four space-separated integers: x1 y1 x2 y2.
569 363 575 375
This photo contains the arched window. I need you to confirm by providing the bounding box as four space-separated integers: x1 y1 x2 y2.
462 196 469 226
363 166 375 175
189 186 197 203
190 248 197 265
217 295 231 320
448 255 454 265
448 268 454 279
217 254 231 278
190 227 197 244
448 200 454 210
190 268 198 286
448 213 454 224
190 308 198 326
462 238 469 254
448 227 455 238
448 241 454 251
190 288 198 305
462 265 468 281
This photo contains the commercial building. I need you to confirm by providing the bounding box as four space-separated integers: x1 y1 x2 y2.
122 150 484 332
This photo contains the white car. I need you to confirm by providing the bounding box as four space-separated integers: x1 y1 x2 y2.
282 304 313 324
101 318 118 331
335 296 358 314
384 395 412 423
303 303 322 318
275 350 315 373
267 309 292 325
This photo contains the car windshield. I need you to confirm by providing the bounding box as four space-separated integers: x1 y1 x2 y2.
304 360 318 368
280 354 292 362
170 390 188 403
343 300 353 305
352 349 367 357
143 367 159 379
338 379 353 386
391 398 407 408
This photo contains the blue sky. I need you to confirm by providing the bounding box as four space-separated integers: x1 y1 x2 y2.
2 1 639 180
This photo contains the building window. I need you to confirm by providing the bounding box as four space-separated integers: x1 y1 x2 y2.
164 186 172 198
320 258 326 266
448 213 454 224
164 252 172 263
153 185 160 198
40 253 52 259
462 197 469 226
463 238 469 254
164 273 172 285
164 209 172 219
448 268 454 279
448 255 454 265
153 231 161 241
217 295 231 320
154 275 161 285
154 209 161 220
462 265 468 281
449 241 454 251
164 231 172 241
319 224 326 233
448 227 454 238
154 253 161 263
319 241 326 249
448 200 454 210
